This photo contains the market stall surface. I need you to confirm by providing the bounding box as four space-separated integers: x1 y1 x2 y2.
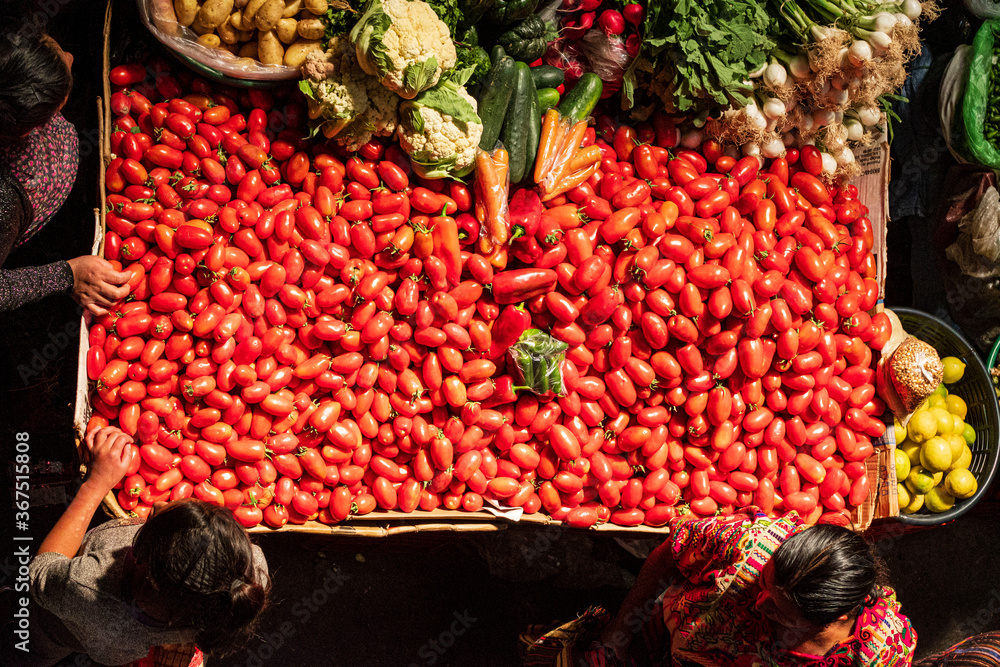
2 1 999 664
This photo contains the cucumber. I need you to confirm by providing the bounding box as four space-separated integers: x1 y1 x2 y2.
501 62 533 183
478 56 517 151
530 65 564 89
489 44 506 65
524 77 541 184
557 73 603 121
536 87 560 111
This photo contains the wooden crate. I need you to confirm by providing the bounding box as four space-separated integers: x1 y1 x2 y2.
74 0 897 535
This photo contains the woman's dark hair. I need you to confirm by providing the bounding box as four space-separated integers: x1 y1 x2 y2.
132 499 271 657
0 31 72 142
772 524 887 626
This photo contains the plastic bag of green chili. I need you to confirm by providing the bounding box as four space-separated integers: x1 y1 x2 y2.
963 19 1000 169
509 329 568 396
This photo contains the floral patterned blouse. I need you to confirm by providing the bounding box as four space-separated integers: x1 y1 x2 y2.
632 508 917 667
3 112 79 244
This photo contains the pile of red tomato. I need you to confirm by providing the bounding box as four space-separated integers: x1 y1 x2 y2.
87 59 892 529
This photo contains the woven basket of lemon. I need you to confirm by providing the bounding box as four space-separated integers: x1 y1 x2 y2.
880 309 1000 525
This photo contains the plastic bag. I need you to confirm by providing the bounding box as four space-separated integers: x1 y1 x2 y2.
509 329 567 396
939 45 972 165
884 336 944 415
946 186 1000 275
962 19 1000 169
534 110 602 201
964 0 1000 19
138 0 300 82
474 145 510 253
577 29 632 99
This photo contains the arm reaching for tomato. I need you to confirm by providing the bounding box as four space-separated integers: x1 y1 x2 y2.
38 427 134 558
67 255 131 315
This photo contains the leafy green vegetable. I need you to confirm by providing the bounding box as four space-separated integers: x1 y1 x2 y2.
403 57 440 96
497 16 558 62
350 0 394 79
455 43 491 87
640 0 774 112
401 66 479 133
322 0 360 47
487 0 539 26
425 0 463 36
409 153 475 179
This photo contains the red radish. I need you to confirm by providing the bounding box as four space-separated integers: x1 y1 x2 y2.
625 34 641 57
598 9 625 36
623 3 644 27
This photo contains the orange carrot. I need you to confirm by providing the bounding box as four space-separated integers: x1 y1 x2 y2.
566 145 602 173
543 120 589 194
542 162 600 202
534 109 564 183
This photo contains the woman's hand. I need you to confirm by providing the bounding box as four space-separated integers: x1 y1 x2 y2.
67 255 130 315
83 426 134 492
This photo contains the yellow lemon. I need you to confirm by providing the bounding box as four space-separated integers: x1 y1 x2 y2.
894 417 905 434
943 433 966 461
894 449 911 480
920 437 953 473
907 410 937 443
900 440 922 466
925 487 956 513
944 469 977 499
962 423 977 445
945 395 968 420
897 483 911 508
901 493 924 514
907 466 938 494
950 416 967 436
930 407 954 434
941 357 967 384
928 395 947 410
933 383 949 397
949 445 973 472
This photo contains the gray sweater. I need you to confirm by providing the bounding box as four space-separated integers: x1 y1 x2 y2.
26 518 267 666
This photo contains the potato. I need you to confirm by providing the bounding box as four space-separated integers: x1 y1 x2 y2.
174 0 200 26
258 30 285 65
217 16 239 43
190 14 216 35
198 33 223 48
296 18 324 40
196 0 234 27
282 0 303 17
304 0 327 15
276 18 299 44
234 0 249 6
239 29 256 41
283 38 322 68
254 0 285 31
242 0 267 23
238 41 259 59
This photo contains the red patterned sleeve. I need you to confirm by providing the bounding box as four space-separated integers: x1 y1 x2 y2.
666 508 763 583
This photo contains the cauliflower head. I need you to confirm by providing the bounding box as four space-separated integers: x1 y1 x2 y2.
336 77 402 152
397 77 482 179
350 0 457 100
299 37 400 144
